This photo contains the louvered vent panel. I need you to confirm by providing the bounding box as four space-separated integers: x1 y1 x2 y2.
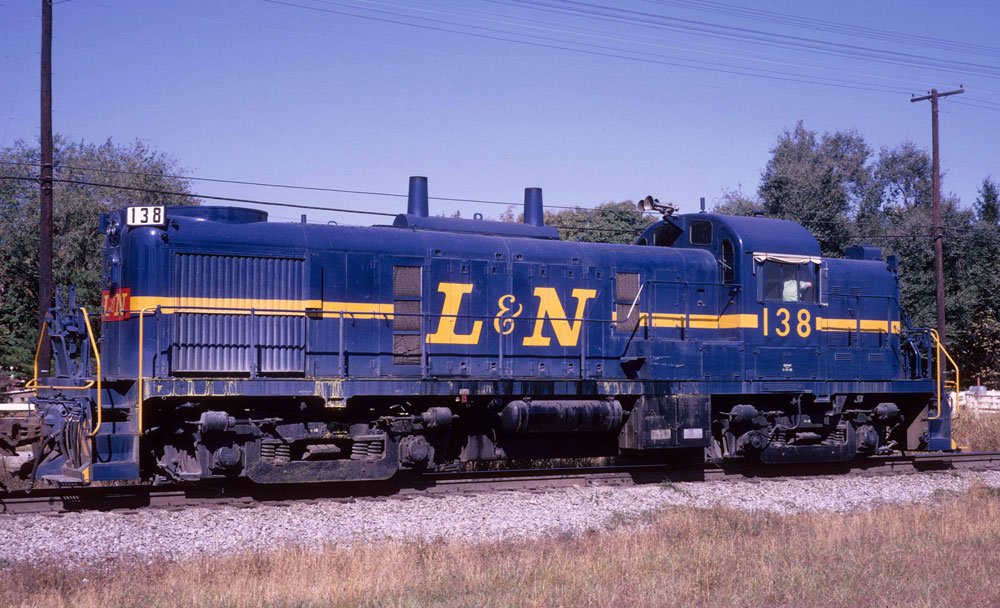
171 253 306 374
259 315 306 373
175 253 304 304
615 272 640 333
393 265 422 365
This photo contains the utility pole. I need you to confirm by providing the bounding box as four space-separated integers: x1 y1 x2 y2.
39 0 53 375
911 87 963 346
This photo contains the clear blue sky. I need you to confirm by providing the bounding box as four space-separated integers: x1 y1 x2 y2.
2 0 998 225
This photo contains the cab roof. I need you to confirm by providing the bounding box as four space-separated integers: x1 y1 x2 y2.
639 213 821 257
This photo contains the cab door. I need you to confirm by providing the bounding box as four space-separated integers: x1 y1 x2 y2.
703 235 745 382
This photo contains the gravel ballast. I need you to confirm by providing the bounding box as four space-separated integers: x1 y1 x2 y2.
2 470 999 566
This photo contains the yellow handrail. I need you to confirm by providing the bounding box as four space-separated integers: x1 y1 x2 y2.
25 316 96 392
79 308 103 437
137 307 156 435
25 308 103 436
26 323 47 390
927 329 960 421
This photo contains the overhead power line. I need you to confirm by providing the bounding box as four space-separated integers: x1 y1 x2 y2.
262 0 939 95
4 170 992 235
360 0 931 92
646 0 1000 59
0 175 398 217
0 174 646 227
257 0 1000 107
505 0 1000 78
0 160 595 211
0 173 647 232
6 172 1000 243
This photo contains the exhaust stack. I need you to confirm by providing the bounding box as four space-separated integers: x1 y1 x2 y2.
392 177 559 239
524 187 544 227
407 176 429 218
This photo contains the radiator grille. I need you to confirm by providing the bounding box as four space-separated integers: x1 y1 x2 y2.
175 253 304 303
170 253 306 374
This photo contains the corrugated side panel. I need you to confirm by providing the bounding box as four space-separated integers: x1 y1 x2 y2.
171 254 306 374
175 253 304 304
258 314 305 373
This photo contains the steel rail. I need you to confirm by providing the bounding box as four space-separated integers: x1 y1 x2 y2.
2 451 1000 516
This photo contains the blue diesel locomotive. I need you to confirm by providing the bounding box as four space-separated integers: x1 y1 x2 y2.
1 177 956 485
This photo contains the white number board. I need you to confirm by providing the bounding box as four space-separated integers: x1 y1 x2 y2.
126 206 166 226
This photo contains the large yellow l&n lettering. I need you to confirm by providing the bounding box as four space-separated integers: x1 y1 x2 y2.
425 283 483 344
522 287 598 347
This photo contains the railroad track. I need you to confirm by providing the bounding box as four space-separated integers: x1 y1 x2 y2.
3 451 1000 516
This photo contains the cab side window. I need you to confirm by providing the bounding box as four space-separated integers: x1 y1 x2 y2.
762 262 816 303
722 239 735 283
690 220 712 246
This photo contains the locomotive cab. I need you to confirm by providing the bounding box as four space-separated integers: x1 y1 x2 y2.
634 212 824 345
633 211 945 462
636 212 821 293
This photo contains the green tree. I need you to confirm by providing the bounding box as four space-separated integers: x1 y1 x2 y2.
714 121 1000 383
975 177 999 225
940 214 1000 385
861 150 999 380
874 198 975 328
496 205 516 223
544 201 657 244
869 142 933 212
965 313 1000 386
757 121 871 256
0 136 197 374
713 187 759 216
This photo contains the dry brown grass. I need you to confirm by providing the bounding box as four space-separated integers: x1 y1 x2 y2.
3 484 1000 608
952 410 1000 451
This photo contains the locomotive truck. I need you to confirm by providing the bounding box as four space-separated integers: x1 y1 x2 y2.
0 176 956 486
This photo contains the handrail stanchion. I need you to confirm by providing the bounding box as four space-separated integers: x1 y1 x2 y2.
420 311 428 379
136 306 158 436
26 324 48 392
498 324 504 379
926 329 960 421
250 308 258 379
79 308 103 437
338 312 345 378
926 328 943 421
682 283 688 341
